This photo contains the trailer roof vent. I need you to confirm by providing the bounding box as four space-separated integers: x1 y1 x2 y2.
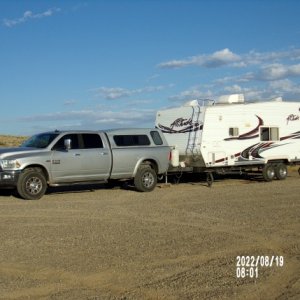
218 94 244 104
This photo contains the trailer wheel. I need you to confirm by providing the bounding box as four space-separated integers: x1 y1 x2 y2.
134 165 157 192
275 163 288 180
262 164 275 182
17 168 47 200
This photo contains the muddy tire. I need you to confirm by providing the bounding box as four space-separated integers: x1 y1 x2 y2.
275 163 288 180
262 164 275 182
134 165 157 192
17 168 47 200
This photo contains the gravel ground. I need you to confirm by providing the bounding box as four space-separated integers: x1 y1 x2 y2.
0 171 299 300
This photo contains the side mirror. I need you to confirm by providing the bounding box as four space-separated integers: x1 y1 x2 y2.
64 139 71 151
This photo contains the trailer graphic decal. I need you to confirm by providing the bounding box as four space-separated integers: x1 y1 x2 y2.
286 113 299 125
241 142 276 159
224 115 264 141
240 132 300 160
213 131 300 164
280 131 300 140
157 117 203 134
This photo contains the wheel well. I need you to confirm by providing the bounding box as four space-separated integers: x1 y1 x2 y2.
266 159 288 165
23 165 49 182
141 160 158 174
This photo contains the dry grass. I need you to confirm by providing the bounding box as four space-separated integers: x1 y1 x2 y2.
0 135 27 147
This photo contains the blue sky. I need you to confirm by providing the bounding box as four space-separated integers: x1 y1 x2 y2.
1 0 300 135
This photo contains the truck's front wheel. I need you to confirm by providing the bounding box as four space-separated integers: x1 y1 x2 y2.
17 168 47 200
134 165 157 192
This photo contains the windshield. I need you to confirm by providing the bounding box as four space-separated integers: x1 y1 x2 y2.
21 133 59 148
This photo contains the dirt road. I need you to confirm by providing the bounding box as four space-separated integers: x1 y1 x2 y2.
0 171 299 299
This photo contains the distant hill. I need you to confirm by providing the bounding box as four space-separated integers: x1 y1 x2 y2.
0 135 27 147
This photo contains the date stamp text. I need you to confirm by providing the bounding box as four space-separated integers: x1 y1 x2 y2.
236 255 284 278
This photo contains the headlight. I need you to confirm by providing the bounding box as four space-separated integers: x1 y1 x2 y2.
1 160 21 169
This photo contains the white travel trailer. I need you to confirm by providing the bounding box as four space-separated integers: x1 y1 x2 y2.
155 94 300 182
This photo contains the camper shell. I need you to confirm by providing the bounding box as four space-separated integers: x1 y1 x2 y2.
156 94 300 182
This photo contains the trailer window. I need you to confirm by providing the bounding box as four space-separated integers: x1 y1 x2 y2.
229 127 239 137
113 135 151 146
260 127 279 141
150 131 163 145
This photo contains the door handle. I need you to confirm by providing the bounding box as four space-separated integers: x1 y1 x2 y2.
75 153 81 156
100 152 108 155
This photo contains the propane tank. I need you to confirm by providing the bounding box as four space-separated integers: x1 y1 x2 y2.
171 146 180 167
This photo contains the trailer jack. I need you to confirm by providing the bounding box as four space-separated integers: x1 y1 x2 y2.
206 172 214 187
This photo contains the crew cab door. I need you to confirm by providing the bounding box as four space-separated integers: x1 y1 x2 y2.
50 133 111 183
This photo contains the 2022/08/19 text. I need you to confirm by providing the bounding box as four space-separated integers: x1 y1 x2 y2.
236 255 284 278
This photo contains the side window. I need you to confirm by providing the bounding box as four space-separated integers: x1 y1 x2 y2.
53 134 80 150
114 135 151 146
150 131 163 145
260 127 279 141
82 134 103 148
229 127 239 137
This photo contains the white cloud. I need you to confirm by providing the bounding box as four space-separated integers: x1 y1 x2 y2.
94 87 132 100
245 63 300 81
203 48 241 67
167 76 300 104
3 8 61 27
158 48 300 70
269 79 300 97
224 84 243 93
158 48 241 69
146 74 160 82
92 84 173 100
63 99 77 106
244 49 300 65
168 88 214 102
18 108 156 130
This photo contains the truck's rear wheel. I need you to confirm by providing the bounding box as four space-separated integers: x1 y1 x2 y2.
17 168 47 200
134 165 157 192
275 163 288 180
262 164 275 181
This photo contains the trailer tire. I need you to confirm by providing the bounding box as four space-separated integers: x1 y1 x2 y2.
17 168 47 200
134 165 157 192
275 163 288 180
262 164 275 182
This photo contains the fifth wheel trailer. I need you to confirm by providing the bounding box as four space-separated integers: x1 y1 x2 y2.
155 94 300 182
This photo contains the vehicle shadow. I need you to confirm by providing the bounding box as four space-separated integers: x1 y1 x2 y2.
166 171 264 186
0 188 17 197
0 180 141 199
46 181 132 196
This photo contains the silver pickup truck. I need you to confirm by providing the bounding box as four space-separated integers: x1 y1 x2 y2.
0 128 170 200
